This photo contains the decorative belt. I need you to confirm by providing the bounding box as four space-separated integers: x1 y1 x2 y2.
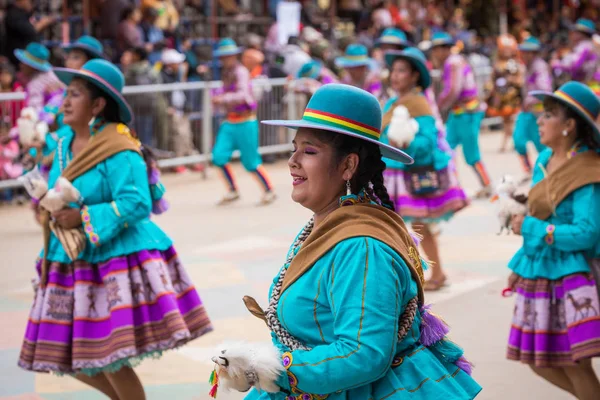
451 98 480 115
226 111 256 123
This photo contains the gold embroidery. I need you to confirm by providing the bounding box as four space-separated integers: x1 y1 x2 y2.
116 123 141 147
314 269 326 343
330 261 336 318
292 238 370 367
379 368 462 399
111 201 121 217
408 247 424 285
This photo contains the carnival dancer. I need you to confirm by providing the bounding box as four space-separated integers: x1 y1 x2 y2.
486 34 525 152
211 38 276 205
513 37 550 177
552 19 599 90
213 83 481 399
335 43 382 98
294 59 338 97
381 48 469 292
507 81 600 400
430 32 493 198
374 28 411 105
18 59 212 398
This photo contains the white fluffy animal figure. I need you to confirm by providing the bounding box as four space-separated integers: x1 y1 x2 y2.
387 105 419 147
18 168 48 201
39 177 83 213
17 107 47 147
210 341 285 394
491 174 528 235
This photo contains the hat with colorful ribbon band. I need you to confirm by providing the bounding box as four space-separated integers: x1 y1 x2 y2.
297 60 322 79
375 28 411 49
262 83 413 164
430 32 455 48
573 18 596 35
384 47 431 89
14 42 52 72
214 38 243 58
63 35 105 59
531 81 600 141
54 59 133 124
335 44 372 68
518 36 542 52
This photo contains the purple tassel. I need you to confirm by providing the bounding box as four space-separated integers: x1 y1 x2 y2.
409 230 422 247
152 198 170 215
455 356 473 376
419 305 450 347
148 166 161 185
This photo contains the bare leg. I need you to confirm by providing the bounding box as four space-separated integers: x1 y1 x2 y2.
413 223 446 290
500 117 513 152
74 373 120 400
104 367 146 400
563 359 600 400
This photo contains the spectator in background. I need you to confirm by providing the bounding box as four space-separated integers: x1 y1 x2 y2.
142 0 179 35
99 0 130 41
279 36 311 78
0 62 24 128
122 47 166 147
140 7 166 65
116 6 144 61
5 0 57 68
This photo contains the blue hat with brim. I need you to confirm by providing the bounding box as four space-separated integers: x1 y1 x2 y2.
335 44 373 68
518 36 541 52
573 18 596 35
14 42 52 72
531 81 600 141
297 60 323 79
384 47 431 89
54 59 133 124
63 35 105 59
214 38 243 58
430 32 455 48
375 28 411 49
262 83 413 164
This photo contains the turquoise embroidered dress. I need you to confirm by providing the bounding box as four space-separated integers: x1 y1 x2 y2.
245 235 481 399
19 122 212 376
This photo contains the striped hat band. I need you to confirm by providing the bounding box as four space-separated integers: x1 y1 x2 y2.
302 108 380 140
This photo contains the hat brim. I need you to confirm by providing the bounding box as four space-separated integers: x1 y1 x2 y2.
63 43 104 59
384 51 431 89
518 44 541 52
335 57 373 68
430 40 455 49
214 48 243 58
375 37 411 49
261 119 413 164
297 65 322 79
531 90 600 141
14 49 51 72
54 68 133 124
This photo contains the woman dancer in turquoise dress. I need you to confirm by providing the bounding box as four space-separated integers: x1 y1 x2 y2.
210 84 481 399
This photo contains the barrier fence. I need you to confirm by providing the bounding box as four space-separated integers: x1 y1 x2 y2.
0 66 495 191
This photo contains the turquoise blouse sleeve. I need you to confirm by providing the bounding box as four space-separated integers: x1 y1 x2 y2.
281 237 410 395
404 115 437 161
80 151 152 247
382 97 397 113
521 184 600 252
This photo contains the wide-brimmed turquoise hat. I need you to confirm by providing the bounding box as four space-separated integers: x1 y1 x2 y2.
335 44 372 68
573 18 596 35
518 36 541 52
297 60 323 79
375 28 411 49
532 81 600 141
384 47 431 89
214 38 243 58
63 35 104 59
54 59 132 124
14 42 51 72
430 32 455 48
262 83 412 163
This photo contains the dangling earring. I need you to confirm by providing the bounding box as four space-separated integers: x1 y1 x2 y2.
562 129 568 137
339 180 359 207
88 116 96 127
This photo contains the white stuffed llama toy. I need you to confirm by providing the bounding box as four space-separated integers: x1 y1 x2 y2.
491 174 528 235
16 107 48 148
208 341 285 397
387 105 419 147
19 169 83 212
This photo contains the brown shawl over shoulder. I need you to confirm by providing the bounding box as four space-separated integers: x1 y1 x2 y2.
381 92 433 131
40 123 141 286
244 203 425 323
528 150 600 220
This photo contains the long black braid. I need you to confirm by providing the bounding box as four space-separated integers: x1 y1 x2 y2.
313 129 396 211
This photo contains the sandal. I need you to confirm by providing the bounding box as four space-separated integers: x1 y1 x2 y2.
423 277 448 291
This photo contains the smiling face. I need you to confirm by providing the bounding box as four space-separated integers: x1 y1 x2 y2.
390 58 419 93
289 128 358 214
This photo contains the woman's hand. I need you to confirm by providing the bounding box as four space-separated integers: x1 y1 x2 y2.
507 272 520 290
511 214 525 235
52 208 82 229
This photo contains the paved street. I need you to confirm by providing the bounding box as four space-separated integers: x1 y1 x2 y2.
0 131 597 399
